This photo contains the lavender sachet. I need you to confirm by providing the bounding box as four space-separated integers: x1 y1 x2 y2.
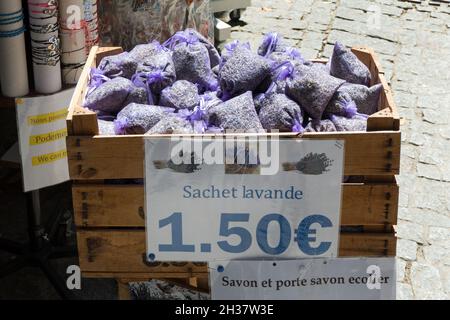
114 103 174 135
185 28 221 68
83 77 135 114
165 31 217 92
219 46 271 98
304 119 337 132
207 91 264 132
258 32 289 57
330 114 368 132
159 80 200 110
146 114 194 135
285 64 345 119
258 93 304 132
97 52 137 79
132 42 177 96
330 42 371 86
98 119 116 135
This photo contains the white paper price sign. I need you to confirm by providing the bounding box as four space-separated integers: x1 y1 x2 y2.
16 89 74 192
209 258 396 300
144 137 344 262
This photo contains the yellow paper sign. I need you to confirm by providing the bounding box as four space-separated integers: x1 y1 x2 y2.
27 108 68 126
31 149 68 166
29 128 68 146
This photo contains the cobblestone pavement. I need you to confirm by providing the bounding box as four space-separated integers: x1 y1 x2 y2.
228 0 450 300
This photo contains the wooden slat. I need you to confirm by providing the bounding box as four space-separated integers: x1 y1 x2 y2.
95 47 123 66
76 230 396 277
73 182 398 227
66 46 98 134
352 47 400 131
67 131 400 179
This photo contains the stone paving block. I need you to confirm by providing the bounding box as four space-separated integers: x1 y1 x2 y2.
410 179 447 212
397 220 426 244
423 109 449 125
307 22 329 32
333 18 365 34
335 6 369 22
428 227 450 243
417 94 450 110
410 263 447 299
399 208 450 228
397 238 419 260
423 245 450 265
397 282 414 300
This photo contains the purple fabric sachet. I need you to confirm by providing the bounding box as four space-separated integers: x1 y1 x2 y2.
132 41 177 96
114 103 174 135
84 77 135 114
98 119 116 135
325 83 382 116
330 114 368 132
159 80 200 110
304 119 337 132
258 93 303 132
329 42 371 86
146 114 194 135
166 31 217 93
185 28 221 68
285 64 345 120
219 46 271 98
207 91 264 132
258 32 289 57
97 52 138 79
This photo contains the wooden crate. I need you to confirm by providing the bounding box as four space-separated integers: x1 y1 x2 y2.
66 46 400 297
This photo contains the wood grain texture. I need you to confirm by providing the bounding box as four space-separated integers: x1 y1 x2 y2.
76 230 396 277
352 47 400 131
72 182 398 227
66 46 99 135
67 131 400 179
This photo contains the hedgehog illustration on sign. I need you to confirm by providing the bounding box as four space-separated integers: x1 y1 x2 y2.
283 152 334 175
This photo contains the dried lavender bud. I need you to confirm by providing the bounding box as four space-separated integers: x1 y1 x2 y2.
258 32 289 57
159 80 200 110
98 52 138 79
285 64 345 119
146 114 194 135
219 46 271 97
83 77 135 114
330 114 367 132
123 86 148 106
207 91 264 132
337 83 383 115
114 103 174 135
185 28 221 68
304 119 337 132
258 93 303 132
330 42 371 86
98 119 116 135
